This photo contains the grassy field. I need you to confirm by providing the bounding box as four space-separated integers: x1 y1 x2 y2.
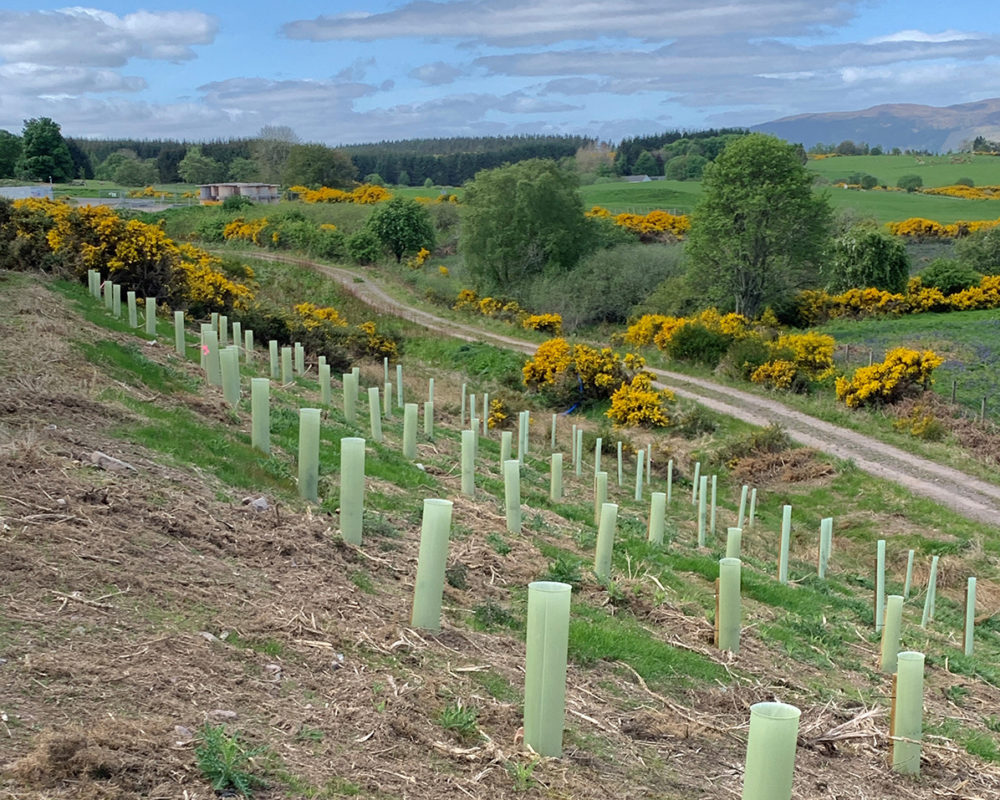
805 154 1000 186
579 180 703 214
577 174 1000 223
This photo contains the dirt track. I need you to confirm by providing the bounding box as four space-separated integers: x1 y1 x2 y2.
255 252 1000 526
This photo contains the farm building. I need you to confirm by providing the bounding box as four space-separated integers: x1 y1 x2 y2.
199 182 280 204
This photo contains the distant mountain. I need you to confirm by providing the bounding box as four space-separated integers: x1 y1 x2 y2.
752 98 1000 153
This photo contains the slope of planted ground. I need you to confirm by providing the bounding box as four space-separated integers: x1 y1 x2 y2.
4 269 1000 798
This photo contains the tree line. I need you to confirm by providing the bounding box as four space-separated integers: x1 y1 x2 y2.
0 119 594 188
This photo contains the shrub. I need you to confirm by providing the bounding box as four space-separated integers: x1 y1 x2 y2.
897 174 924 192
222 194 254 211
828 224 909 293
919 259 982 295
955 177 975 187
346 229 382 264
664 323 731 367
955 226 1000 274
521 313 563 335
606 373 674 427
716 423 793 465
717 335 771 381
750 359 798 390
835 347 943 408
522 338 646 405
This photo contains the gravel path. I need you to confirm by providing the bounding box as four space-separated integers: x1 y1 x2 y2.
259 252 1000 526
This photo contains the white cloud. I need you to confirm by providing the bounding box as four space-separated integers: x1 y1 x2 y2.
0 63 146 94
0 8 218 67
867 29 978 44
409 62 465 85
283 0 860 47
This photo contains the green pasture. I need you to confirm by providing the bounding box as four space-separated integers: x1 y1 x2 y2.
805 154 1000 187
580 180 703 215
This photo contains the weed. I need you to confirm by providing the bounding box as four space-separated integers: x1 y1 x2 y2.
295 726 325 743
544 553 584 590
506 757 540 792
362 511 401 539
445 563 469 589
349 571 376 593
472 669 519 703
945 684 970 706
471 601 518 631
438 701 480 741
194 723 267 797
486 532 512 555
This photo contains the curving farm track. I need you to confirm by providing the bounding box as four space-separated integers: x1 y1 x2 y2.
255 252 1000 526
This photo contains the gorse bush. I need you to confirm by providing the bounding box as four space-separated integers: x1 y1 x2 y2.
606 373 674 427
835 347 943 409
522 338 647 406
2 198 252 314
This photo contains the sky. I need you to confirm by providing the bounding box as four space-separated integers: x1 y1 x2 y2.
0 1 998 145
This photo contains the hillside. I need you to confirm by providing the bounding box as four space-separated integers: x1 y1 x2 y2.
4 269 1000 798
753 98 1000 153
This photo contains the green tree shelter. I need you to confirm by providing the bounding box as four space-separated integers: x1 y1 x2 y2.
460 158 592 297
686 133 831 317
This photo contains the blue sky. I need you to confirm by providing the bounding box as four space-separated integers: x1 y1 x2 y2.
0 1 997 144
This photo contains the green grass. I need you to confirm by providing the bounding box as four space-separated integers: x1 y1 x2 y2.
405 337 526 384
77 340 198 395
569 603 727 686
817 309 1000 421
580 179 703 215
805 154 1000 188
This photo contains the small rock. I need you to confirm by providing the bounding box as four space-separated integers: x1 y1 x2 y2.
242 496 270 511
55 498 67 506
415 462 426 472
174 725 194 741
207 709 238 722
88 451 136 472
198 631 220 643
71 626 86 636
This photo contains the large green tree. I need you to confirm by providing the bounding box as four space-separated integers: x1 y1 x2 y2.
685 133 831 317
177 146 224 184
15 117 75 182
365 197 435 263
282 144 356 188
460 158 592 296
0 130 21 178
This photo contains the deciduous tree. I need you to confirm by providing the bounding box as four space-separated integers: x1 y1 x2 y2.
365 197 435 263
460 159 592 297
282 144 355 188
685 133 831 317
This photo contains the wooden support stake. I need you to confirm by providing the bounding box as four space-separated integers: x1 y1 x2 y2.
888 673 898 767
714 578 720 648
